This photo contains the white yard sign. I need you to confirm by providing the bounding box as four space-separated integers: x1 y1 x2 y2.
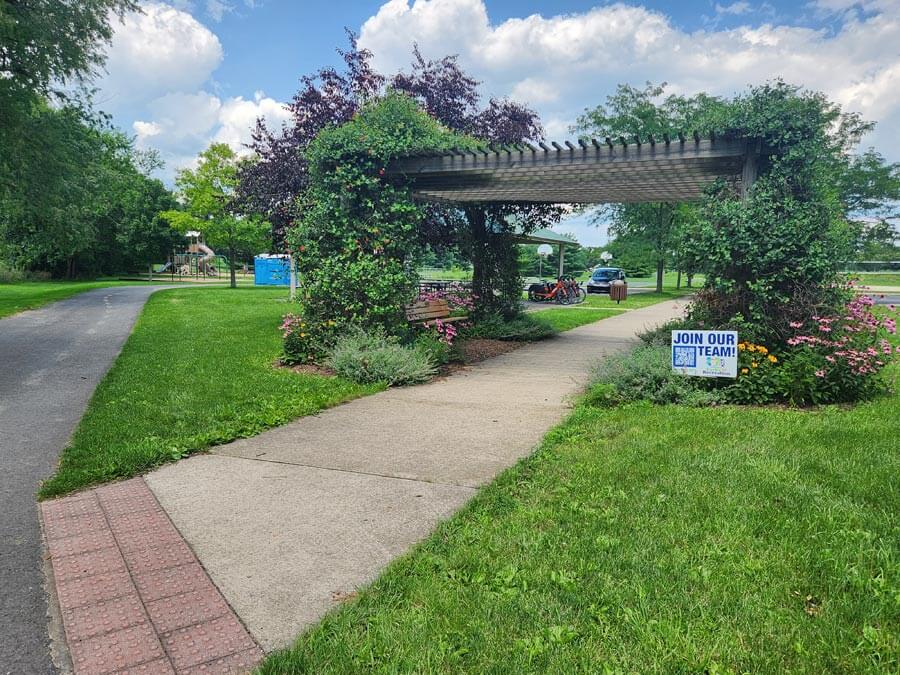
671 330 738 378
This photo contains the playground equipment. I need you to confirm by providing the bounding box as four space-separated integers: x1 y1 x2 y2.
154 231 227 279
174 231 218 277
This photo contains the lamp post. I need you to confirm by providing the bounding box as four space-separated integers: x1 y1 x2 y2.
537 243 552 278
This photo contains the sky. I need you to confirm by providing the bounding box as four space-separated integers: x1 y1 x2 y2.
94 0 900 246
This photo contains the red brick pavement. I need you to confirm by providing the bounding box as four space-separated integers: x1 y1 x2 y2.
41 478 263 674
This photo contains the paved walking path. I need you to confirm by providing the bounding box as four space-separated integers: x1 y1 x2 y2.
0 286 165 674
42 298 685 671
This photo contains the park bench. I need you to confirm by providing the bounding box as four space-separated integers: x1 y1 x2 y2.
405 299 468 327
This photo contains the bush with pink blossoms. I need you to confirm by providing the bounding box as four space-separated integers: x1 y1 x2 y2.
777 294 898 404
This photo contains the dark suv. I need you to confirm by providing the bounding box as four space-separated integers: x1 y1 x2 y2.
586 267 626 294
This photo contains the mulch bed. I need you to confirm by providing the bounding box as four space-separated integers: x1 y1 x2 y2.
275 360 337 377
456 338 523 364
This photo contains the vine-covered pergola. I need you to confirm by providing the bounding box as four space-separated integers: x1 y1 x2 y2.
388 134 762 204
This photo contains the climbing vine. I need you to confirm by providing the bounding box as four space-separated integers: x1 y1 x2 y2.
285 93 477 360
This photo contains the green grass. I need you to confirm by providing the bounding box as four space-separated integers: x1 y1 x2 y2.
852 273 900 288
0 280 157 319
582 288 693 309
261 377 899 672
39 288 378 498
535 308 620 332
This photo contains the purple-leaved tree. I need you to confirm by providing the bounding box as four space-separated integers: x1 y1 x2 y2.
237 37 563 313
234 32 383 247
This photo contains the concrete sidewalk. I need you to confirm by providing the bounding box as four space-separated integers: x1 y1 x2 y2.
144 298 687 653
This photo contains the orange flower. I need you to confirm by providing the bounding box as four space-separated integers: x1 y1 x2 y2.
768 354 777 363
741 367 749 374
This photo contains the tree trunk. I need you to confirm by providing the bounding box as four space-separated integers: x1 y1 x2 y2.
655 258 664 294
229 245 236 289
687 273 693 288
467 208 490 312
676 268 682 289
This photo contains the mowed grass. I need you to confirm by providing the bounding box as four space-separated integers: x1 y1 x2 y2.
853 273 900 288
39 288 378 498
535 308 621 332
0 280 156 318
582 288 693 309
261 381 899 671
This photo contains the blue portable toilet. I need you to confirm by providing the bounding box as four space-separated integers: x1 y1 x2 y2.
254 254 291 286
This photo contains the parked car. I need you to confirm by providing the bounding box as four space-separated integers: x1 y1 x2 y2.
586 267 626 294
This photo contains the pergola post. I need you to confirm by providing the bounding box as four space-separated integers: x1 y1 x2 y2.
558 243 566 277
741 140 761 202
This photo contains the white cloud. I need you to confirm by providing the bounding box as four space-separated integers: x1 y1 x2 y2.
206 0 233 22
100 3 223 110
359 0 900 158
102 3 288 179
716 2 752 15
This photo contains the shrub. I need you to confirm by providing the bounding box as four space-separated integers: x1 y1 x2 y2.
0 261 25 283
723 341 785 405
637 318 693 345
413 330 451 366
591 344 724 407
280 314 338 364
327 327 437 386
463 312 557 342
776 294 898 404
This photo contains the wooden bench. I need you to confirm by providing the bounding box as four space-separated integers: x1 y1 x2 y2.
405 299 468 327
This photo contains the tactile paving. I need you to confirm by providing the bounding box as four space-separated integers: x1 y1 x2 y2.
42 478 263 674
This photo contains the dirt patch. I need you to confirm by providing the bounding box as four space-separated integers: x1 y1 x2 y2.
456 338 524 364
274 360 337 377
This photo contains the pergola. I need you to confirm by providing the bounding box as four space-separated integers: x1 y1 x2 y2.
388 134 760 204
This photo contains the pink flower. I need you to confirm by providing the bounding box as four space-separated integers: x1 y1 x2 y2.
825 355 835 363
814 369 826 378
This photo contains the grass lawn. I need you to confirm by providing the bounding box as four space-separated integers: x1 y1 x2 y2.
852 273 900 288
261 361 899 671
0 280 158 319
582 288 693 310
39 287 378 498
534 308 621 332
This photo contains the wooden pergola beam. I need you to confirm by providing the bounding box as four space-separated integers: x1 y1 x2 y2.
386 135 761 205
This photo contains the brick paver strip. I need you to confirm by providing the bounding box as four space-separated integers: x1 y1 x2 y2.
42 477 262 674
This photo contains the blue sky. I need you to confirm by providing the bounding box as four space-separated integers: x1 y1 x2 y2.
97 0 900 246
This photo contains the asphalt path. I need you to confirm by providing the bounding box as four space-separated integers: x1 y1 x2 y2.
0 286 164 673
873 293 899 306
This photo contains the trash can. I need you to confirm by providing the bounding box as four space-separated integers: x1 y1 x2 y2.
610 279 627 304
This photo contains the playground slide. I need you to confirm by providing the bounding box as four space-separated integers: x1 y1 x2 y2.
198 242 217 274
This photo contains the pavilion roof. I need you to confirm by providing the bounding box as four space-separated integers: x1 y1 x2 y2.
388 134 759 204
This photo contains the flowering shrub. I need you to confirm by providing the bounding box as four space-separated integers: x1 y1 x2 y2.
416 283 476 316
723 296 897 405
280 313 337 364
724 341 783 404
776 294 898 403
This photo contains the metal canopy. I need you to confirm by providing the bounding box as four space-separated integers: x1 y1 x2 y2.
511 227 580 248
388 135 758 204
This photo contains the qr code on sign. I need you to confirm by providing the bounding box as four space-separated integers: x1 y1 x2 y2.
672 345 696 368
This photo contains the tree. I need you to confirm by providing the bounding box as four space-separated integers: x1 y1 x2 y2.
235 32 383 247
1 0 138 196
238 37 561 315
574 83 725 292
391 48 562 315
163 144 270 288
686 81 867 342
1 103 179 277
